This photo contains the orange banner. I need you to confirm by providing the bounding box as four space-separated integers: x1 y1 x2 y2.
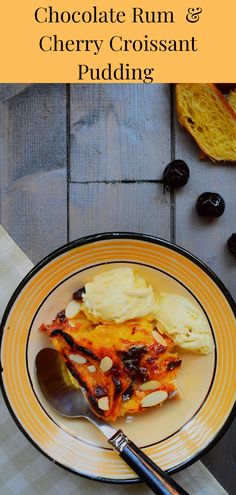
0 1 235 83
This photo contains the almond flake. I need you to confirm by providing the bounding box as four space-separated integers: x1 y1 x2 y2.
98 396 109 411
152 330 167 347
65 300 81 319
140 390 168 408
139 380 161 391
100 356 113 372
69 354 87 364
87 365 96 373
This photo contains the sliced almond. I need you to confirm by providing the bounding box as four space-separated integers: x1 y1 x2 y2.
87 365 96 373
139 380 161 391
100 356 113 372
68 354 87 364
65 300 81 319
140 390 168 408
152 330 167 347
98 396 109 411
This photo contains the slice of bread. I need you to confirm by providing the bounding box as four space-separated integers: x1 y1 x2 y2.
176 83 236 162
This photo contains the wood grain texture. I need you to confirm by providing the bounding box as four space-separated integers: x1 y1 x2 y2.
0 84 67 262
70 84 171 181
0 84 30 103
69 182 171 240
174 114 236 297
174 104 236 493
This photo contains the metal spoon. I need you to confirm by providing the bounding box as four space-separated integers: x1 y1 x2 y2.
35 348 189 495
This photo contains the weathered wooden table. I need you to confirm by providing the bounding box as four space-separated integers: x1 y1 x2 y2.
0 83 235 493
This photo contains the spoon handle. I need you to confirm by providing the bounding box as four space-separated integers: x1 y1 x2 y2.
109 430 189 495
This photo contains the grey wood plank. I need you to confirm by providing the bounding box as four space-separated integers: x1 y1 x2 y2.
0 84 29 103
69 182 171 240
70 84 171 181
0 84 67 263
174 118 236 297
174 108 236 494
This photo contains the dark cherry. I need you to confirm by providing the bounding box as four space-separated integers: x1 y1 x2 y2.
136 366 147 382
196 192 225 217
162 160 190 189
122 385 133 402
112 376 122 395
94 385 107 398
123 359 138 376
73 287 85 301
56 309 66 321
167 359 182 371
227 234 236 256
123 345 147 359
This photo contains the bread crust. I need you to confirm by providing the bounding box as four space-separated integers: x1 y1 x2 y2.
209 84 236 121
176 83 236 162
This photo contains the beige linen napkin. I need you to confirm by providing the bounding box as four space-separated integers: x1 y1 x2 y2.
0 225 228 495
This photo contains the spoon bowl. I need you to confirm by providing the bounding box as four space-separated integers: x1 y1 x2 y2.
35 347 188 495
36 347 92 417
35 348 116 438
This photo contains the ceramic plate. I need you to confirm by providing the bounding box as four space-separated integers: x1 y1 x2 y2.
1 233 236 483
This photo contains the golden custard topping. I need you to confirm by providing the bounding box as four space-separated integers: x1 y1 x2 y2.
40 305 181 421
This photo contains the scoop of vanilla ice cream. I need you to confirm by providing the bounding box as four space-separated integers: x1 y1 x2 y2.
155 293 214 354
82 267 157 323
